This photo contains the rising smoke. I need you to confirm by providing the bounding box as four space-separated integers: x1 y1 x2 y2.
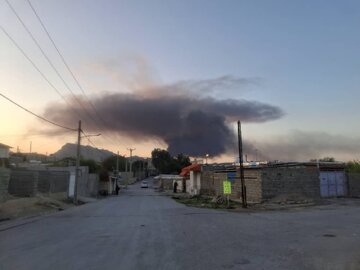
43 76 284 156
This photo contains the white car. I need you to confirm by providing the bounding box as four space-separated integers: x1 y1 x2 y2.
141 180 149 188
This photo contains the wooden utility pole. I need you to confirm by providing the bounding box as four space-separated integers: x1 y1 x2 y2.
238 120 247 208
74 120 81 205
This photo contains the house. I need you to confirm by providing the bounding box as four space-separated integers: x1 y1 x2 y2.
153 174 183 191
199 161 348 203
179 164 202 195
0 143 12 159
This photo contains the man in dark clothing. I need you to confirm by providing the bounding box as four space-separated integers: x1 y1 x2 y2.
173 181 178 193
115 183 120 195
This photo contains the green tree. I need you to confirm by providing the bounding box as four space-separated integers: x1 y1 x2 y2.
320 157 336 162
310 157 336 162
346 160 360 173
101 155 126 172
80 159 101 173
151 148 191 174
132 160 148 172
176 153 191 169
53 157 76 167
151 148 174 174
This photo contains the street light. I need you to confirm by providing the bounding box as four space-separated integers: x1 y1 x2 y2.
205 154 209 164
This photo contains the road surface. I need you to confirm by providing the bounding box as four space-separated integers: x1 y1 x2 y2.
0 178 359 270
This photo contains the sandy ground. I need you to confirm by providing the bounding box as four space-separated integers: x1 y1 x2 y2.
0 193 73 221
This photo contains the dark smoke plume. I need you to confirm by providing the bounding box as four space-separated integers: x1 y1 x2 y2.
44 78 284 156
248 130 360 162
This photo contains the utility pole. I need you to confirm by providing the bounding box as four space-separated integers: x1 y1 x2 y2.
127 147 136 176
116 151 119 175
115 151 119 191
30 141 32 153
74 120 81 205
125 155 128 172
237 120 247 208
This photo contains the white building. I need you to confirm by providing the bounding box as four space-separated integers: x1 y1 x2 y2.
0 143 11 158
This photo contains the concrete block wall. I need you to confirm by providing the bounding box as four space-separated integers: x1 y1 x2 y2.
37 171 51 193
243 169 262 203
9 170 38 197
211 170 262 203
8 169 69 198
213 172 226 196
261 167 320 200
87 174 99 197
348 173 360 197
200 171 215 196
0 168 10 202
28 171 69 194
49 171 69 193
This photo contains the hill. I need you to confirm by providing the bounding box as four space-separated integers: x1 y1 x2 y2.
51 143 114 162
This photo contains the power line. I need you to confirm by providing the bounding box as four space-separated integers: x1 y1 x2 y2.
2 1 121 150
25 0 127 149
26 0 107 127
0 92 77 131
0 25 67 105
0 23 118 150
4 0 98 126
80 130 109 160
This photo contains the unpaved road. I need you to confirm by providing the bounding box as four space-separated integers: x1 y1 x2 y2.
1 178 359 270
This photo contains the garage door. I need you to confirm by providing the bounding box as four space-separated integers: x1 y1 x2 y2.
320 171 347 197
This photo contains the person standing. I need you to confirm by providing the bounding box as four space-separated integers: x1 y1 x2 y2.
173 181 178 193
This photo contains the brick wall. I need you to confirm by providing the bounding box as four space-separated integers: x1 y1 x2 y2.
261 167 320 200
348 173 360 197
0 168 10 202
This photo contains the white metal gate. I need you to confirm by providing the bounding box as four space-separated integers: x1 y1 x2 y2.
320 171 347 197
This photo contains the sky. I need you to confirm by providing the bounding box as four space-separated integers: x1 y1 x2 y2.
0 0 359 162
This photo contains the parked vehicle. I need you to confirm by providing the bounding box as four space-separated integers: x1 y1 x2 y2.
141 180 148 188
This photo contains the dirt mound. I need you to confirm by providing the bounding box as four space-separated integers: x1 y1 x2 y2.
0 193 72 221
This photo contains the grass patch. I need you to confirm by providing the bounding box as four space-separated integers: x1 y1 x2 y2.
173 195 239 209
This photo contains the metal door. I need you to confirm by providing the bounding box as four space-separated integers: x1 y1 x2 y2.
320 172 329 197
320 171 347 197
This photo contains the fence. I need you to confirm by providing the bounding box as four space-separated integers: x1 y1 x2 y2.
8 169 70 197
0 168 10 202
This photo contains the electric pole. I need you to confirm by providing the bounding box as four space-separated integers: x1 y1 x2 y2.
237 120 247 208
116 151 119 190
116 151 119 174
127 147 136 175
125 155 128 172
74 120 81 205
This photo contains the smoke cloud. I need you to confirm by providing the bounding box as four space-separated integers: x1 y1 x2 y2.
44 76 284 156
247 130 360 162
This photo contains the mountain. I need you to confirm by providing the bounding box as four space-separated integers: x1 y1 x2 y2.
51 143 114 162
